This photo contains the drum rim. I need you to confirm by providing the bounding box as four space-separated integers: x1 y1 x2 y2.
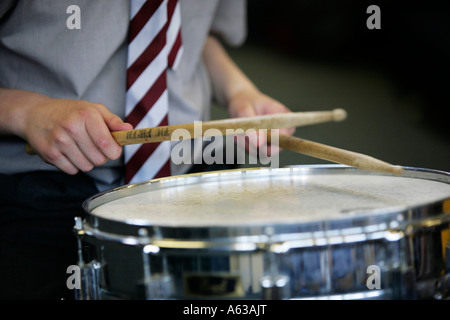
80 165 450 247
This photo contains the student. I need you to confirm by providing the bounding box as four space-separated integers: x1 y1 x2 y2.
0 0 293 299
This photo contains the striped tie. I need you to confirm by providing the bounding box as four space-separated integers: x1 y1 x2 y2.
125 0 183 184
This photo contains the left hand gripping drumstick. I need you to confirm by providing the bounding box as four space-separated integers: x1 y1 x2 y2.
24 109 347 154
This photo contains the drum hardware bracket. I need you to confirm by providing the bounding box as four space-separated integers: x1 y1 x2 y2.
260 274 290 300
402 213 450 236
415 272 450 300
77 221 269 252
260 227 292 300
423 243 450 300
74 260 102 300
73 217 103 300
139 228 174 299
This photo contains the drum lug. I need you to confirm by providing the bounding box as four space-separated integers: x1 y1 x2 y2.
432 273 450 300
432 231 450 299
74 217 102 300
417 242 450 299
75 260 102 300
260 227 291 300
142 243 174 299
139 228 174 299
388 265 418 299
141 273 174 300
414 272 450 300
260 274 290 300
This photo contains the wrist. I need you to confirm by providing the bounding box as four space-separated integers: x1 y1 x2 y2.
0 88 51 139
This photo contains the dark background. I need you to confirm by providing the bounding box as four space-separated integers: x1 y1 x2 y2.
214 0 450 172
246 0 450 137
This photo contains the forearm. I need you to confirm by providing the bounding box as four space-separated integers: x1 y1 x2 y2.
0 88 48 138
202 35 259 108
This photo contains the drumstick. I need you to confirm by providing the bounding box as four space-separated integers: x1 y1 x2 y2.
24 109 346 154
273 133 404 176
112 108 346 145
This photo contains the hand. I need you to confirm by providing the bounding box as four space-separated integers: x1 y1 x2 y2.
201 36 295 157
3 90 133 175
228 88 296 156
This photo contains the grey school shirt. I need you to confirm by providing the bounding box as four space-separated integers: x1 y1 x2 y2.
0 0 246 190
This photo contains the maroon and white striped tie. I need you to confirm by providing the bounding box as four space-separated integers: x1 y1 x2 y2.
125 0 183 184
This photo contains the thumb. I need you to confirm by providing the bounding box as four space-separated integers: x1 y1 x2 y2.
106 114 133 132
95 104 133 132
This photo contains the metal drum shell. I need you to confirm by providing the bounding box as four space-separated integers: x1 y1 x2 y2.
78 165 450 299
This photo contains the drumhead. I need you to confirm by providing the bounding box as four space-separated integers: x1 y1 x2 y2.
90 167 449 226
83 165 450 242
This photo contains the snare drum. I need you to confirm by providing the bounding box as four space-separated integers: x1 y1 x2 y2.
76 165 450 300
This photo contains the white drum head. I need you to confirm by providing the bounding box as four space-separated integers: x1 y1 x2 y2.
90 166 450 227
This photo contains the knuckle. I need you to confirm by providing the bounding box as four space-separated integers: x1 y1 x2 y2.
89 103 107 116
63 120 84 137
52 131 71 147
96 137 110 149
77 106 94 120
64 105 98 135
44 147 62 163
93 102 107 111
106 112 121 124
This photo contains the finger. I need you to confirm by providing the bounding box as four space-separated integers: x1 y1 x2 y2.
257 98 292 115
264 129 283 157
265 143 280 157
75 128 108 166
280 126 295 137
50 112 107 170
95 104 134 132
56 135 96 172
235 130 269 156
234 131 254 154
83 107 123 161
39 142 83 175
57 112 109 167
52 153 81 175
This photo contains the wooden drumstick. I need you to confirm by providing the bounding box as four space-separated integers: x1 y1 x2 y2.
273 133 404 176
25 109 346 154
111 108 346 145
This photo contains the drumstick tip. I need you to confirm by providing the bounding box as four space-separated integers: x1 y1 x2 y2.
333 108 347 122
